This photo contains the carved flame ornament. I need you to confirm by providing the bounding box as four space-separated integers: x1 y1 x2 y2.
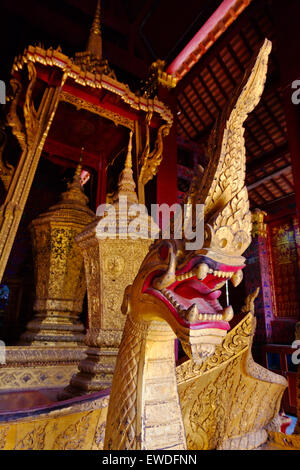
104 39 277 450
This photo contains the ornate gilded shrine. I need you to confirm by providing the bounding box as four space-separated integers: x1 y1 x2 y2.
62 132 158 396
20 161 95 346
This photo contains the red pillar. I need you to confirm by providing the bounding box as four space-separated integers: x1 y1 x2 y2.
157 87 178 207
243 211 274 349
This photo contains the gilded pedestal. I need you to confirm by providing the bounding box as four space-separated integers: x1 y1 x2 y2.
21 164 95 346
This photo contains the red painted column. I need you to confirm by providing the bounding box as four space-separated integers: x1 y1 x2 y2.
157 87 178 207
243 211 274 350
272 0 300 224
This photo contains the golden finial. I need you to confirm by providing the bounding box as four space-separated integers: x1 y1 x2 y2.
125 131 133 169
75 146 84 176
60 147 88 205
115 131 138 204
87 0 102 59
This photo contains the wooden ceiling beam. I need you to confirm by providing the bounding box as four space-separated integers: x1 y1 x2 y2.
197 74 221 113
250 111 278 148
182 90 206 129
244 121 266 154
174 1 263 94
189 81 215 122
177 117 192 141
249 187 267 205
247 142 289 173
280 173 294 192
270 177 286 196
263 182 279 201
177 99 199 137
247 165 292 191
261 99 286 139
206 63 228 101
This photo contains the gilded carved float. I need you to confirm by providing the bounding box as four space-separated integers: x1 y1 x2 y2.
0 0 293 450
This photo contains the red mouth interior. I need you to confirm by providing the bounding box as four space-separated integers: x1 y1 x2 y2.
143 260 244 330
173 276 223 312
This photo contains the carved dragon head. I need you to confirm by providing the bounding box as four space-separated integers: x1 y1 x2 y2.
122 40 271 364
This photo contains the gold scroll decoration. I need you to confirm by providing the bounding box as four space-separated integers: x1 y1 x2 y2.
0 64 68 282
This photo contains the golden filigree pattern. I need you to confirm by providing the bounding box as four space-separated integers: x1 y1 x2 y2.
15 423 48 450
0 71 68 281
60 91 134 130
52 412 93 450
176 312 254 384
178 292 287 450
139 122 170 187
0 427 9 450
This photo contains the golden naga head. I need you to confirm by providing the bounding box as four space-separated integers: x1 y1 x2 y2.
122 39 272 364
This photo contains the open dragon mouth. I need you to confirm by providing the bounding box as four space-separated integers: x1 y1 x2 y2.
143 256 244 331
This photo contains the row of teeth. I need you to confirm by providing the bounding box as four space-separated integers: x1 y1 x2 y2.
175 268 234 282
161 288 233 323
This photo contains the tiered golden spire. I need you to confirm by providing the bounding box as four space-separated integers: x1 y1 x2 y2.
74 0 115 78
115 131 138 204
87 0 102 60
60 149 88 206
